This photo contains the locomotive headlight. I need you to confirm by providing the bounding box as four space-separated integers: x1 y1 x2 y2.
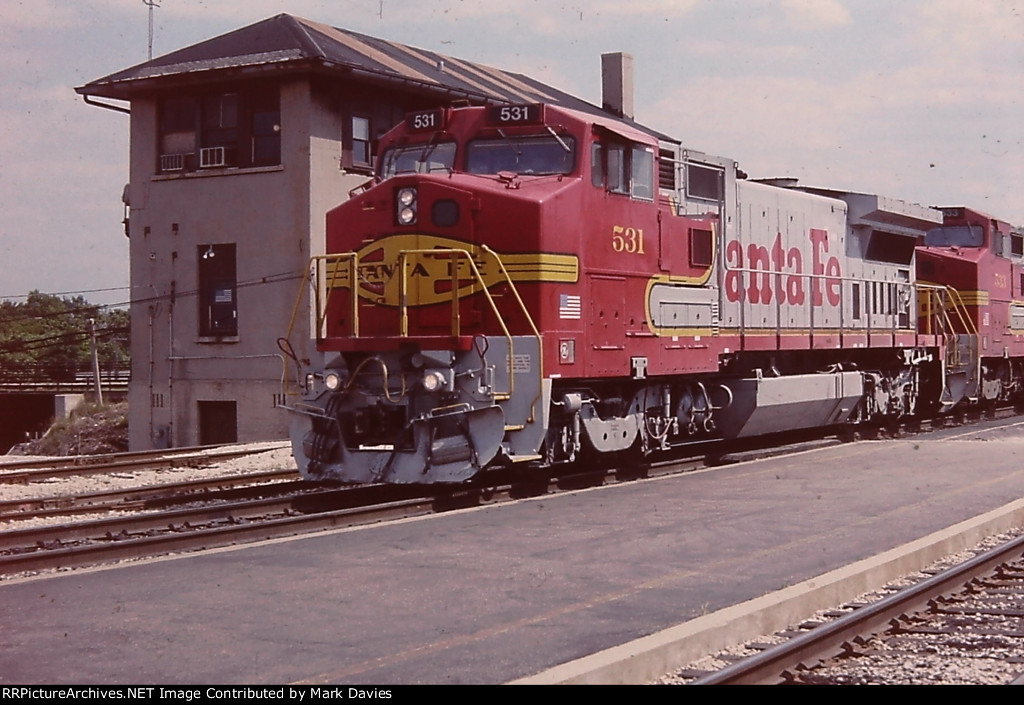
324 371 343 391
396 187 417 225
422 370 447 392
397 187 416 207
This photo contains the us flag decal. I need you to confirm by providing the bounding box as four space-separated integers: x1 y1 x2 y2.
559 294 581 319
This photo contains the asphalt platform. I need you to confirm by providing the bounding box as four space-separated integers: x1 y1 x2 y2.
3 421 1024 684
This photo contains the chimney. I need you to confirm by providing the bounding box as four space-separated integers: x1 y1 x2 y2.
601 52 634 120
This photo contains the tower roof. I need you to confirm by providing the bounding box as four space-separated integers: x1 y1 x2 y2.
77 14 669 140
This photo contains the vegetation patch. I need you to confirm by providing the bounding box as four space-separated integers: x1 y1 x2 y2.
13 402 129 457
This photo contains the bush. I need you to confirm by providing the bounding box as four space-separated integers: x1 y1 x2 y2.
18 402 129 456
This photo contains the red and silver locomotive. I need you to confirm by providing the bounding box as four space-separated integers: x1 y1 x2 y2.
917 207 1024 408
281 102 995 484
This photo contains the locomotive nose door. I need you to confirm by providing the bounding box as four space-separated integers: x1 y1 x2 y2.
392 180 488 339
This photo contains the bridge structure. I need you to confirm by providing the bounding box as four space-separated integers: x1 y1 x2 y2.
0 370 129 454
0 368 128 393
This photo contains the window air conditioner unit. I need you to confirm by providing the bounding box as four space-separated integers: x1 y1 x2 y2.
200 146 227 168
160 153 186 171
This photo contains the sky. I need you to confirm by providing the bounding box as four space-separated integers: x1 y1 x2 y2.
1 0 1021 307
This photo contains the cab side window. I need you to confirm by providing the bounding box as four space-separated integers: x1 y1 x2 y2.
591 137 654 201
591 142 604 188
631 146 654 200
607 143 627 194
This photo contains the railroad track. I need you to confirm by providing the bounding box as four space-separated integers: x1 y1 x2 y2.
0 482 436 575
0 469 305 520
0 411 1015 580
0 443 290 483
0 457 707 576
0 426 734 577
675 532 1024 685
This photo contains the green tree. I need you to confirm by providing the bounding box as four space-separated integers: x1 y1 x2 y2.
0 291 129 382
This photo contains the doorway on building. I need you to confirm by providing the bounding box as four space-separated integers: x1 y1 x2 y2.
198 400 237 445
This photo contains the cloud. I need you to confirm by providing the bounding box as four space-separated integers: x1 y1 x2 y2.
0 0 83 30
650 73 845 162
778 0 851 30
643 0 1023 221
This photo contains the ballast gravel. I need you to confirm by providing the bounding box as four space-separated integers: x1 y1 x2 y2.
658 530 1024 685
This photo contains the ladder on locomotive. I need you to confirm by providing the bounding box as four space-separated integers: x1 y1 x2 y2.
917 283 980 404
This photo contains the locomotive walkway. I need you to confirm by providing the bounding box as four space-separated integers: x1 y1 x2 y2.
3 422 1024 684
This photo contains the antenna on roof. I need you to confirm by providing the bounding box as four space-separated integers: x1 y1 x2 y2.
142 0 161 60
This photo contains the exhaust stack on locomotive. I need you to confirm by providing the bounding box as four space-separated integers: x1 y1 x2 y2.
279 101 984 485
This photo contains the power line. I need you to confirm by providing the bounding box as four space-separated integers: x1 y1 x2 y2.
0 286 130 301
0 325 129 357
0 265 305 361
0 270 303 324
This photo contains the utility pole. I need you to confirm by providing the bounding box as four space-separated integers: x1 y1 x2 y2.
87 319 104 406
143 0 160 60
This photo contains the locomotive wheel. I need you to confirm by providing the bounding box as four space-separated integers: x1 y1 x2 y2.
616 448 651 481
858 426 880 440
836 426 859 443
884 419 903 438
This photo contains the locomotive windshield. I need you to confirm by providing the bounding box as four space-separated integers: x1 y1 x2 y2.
380 141 456 178
466 134 575 175
923 224 985 248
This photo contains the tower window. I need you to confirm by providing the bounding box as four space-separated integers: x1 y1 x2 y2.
198 244 237 338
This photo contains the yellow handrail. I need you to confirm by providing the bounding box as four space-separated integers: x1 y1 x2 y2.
285 247 543 406
916 283 979 368
394 247 542 401
481 245 545 422
284 253 360 344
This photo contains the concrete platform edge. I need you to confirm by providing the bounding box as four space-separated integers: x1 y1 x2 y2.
510 498 1024 685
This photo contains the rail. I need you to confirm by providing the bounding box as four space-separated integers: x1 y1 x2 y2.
691 532 1024 684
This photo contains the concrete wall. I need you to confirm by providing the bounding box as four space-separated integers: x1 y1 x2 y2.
126 77 349 449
